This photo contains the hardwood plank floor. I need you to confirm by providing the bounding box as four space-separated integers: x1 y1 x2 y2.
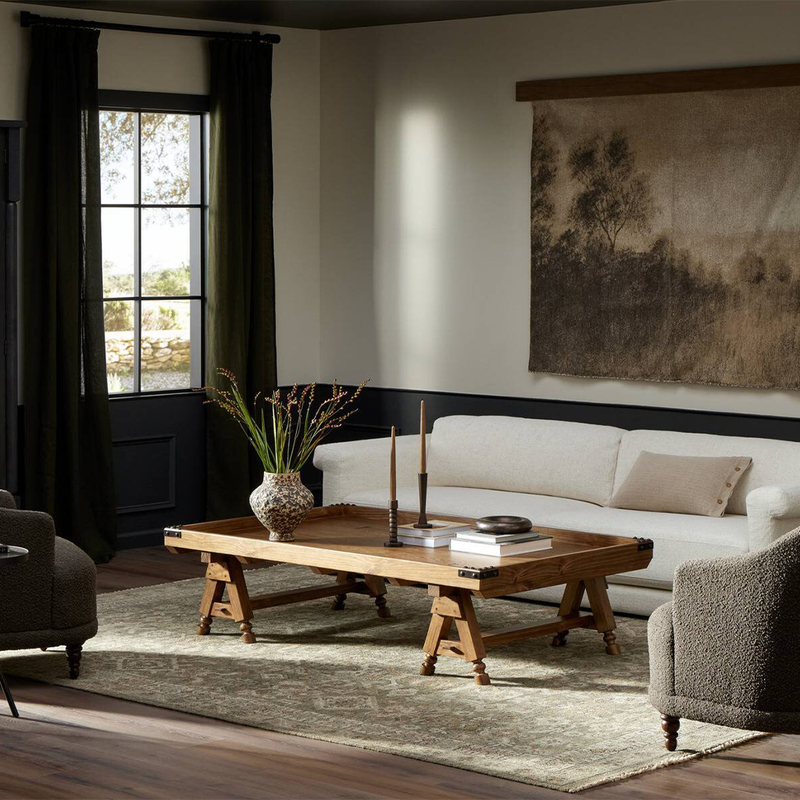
0 546 797 799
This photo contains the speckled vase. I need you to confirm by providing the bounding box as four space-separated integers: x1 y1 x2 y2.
249 472 314 542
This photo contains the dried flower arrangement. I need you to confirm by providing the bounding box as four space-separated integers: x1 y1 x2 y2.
204 369 367 474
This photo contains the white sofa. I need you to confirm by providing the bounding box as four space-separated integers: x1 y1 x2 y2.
313 415 800 616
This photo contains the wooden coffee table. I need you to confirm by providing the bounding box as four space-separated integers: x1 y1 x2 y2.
164 505 653 685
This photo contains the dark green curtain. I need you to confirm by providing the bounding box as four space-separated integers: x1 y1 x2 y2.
206 39 277 519
23 26 117 562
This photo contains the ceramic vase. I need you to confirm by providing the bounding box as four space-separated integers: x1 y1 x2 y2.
249 471 314 542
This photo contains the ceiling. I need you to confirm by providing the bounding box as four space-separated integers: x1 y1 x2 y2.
10 0 661 31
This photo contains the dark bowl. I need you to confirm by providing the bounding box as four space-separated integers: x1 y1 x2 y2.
475 515 533 535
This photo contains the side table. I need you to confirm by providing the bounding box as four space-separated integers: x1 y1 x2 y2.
0 546 28 717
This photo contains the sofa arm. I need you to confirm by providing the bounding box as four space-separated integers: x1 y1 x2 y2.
746 484 800 551
313 435 424 505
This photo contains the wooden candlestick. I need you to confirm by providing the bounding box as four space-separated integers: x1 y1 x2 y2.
414 402 432 529
420 400 427 474
385 427 402 546
389 425 396 502
414 472 432 528
385 499 401 547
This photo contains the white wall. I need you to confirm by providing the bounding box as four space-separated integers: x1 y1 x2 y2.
0 1 321 385
319 0 800 417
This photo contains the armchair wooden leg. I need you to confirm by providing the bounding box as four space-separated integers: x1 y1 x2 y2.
661 714 680 751
66 644 82 679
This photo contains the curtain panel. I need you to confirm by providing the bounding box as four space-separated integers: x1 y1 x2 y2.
206 39 278 519
23 25 117 562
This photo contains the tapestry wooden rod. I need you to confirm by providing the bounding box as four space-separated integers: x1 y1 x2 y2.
516 62 800 102
19 10 281 44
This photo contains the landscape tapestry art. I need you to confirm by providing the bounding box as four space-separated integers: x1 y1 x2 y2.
528 85 800 389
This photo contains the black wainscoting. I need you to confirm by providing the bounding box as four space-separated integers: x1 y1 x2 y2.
112 383 800 542
298 384 800 503
110 392 205 549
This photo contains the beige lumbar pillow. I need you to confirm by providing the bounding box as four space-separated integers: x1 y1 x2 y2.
609 451 752 517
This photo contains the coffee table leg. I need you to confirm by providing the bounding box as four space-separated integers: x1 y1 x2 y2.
197 554 256 643
421 610 453 676
421 588 491 685
198 574 225 635
454 590 491 685
585 577 621 655
331 571 349 611
225 558 256 643
551 580 586 647
364 575 391 618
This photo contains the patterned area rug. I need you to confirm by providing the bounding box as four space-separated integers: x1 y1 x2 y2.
4 565 762 793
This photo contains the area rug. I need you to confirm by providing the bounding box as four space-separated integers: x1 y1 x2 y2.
4 565 763 793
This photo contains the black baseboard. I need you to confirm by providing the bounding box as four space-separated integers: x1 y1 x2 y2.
116 527 166 550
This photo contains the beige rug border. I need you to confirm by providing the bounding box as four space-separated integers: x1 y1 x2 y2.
11 579 768 794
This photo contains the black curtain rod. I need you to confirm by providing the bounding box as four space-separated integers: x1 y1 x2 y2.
19 10 281 44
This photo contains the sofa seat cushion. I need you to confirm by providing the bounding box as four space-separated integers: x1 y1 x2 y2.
342 486 749 590
343 485 600 527
546 505 749 588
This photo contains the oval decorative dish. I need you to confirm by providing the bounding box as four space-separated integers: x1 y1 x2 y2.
475 515 533 535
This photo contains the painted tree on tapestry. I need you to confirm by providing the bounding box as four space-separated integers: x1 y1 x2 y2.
528 86 800 389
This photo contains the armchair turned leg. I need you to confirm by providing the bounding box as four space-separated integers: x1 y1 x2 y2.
66 644 83 679
661 714 680 751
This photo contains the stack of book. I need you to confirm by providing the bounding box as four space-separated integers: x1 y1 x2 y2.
449 528 552 557
397 520 473 547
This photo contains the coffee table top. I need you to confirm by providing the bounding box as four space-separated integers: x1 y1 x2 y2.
166 505 653 596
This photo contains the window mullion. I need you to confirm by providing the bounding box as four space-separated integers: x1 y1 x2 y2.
134 112 142 394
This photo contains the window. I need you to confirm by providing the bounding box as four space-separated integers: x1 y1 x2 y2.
99 92 208 395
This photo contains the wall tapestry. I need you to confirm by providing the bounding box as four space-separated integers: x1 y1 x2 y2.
519 66 800 389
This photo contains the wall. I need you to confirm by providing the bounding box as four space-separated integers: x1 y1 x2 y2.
319 0 800 418
0 1 321 385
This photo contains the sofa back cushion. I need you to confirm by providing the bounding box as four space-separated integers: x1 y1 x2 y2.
427 416 624 505
614 429 800 515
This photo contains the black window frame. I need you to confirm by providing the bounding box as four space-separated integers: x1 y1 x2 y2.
98 90 210 398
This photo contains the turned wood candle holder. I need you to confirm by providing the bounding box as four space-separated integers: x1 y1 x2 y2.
385 500 402 547
413 473 432 528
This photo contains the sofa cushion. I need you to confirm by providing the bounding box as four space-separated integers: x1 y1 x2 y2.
342 485 749 589
614 429 800 516
545 505 749 588
610 451 753 517
427 415 624 506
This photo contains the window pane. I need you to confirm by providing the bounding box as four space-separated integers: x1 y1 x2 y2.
141 208 191 296
102 208 135 298
141 113 191 205
141 300 191 391
104 301 134 394
100 111 136 204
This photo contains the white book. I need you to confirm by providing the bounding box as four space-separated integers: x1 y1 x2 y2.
456 531 544 545
398 534 454 548
397 520 473 538
449 536 553 558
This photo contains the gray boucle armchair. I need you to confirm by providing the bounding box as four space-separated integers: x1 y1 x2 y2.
0 490 97 677
648 524 800 750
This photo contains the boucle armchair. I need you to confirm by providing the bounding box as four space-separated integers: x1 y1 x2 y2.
0 490 97 677
648 524 800 750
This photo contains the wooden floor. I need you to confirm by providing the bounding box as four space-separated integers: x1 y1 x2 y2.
1 548 799 800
